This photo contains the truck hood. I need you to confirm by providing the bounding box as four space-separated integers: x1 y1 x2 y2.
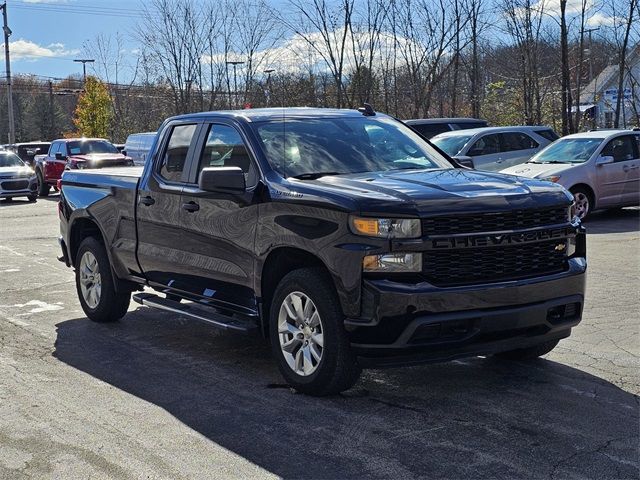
280 168 572 215
500 162 577 178
0 166 35 178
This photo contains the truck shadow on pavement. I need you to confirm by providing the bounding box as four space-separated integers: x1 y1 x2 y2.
584 207 639 234
53 309 639 479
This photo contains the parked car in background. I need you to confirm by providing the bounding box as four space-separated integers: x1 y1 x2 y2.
500 130 640 219
124 132 156 165
0 151 38 201
431 126 559 171
6 142 51 167
114 143 126 153
35 138 134 196
405 118 489 139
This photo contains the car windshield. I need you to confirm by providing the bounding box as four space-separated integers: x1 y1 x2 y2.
430 134 474 156
0 153 25 167
67 140 119 155
529 138 602 164
252 116 452 178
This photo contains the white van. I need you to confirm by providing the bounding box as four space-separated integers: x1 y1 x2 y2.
123 132 156 166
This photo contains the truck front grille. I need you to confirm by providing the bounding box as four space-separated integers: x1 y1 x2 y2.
422 207 568 235
423 240 567 287
1 180 29 191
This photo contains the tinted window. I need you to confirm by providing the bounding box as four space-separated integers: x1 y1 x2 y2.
254 117 451 178
410 123 452 138
534 129 559 142
601 135 640 162
500 132 539 152
469 134 500 156
0 153 25 167
67 140 118 155
431 134 474 156
452 121 487 130
159 124 197 182
197 124 256 186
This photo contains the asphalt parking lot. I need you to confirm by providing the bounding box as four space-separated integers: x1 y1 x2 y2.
0 195 638 479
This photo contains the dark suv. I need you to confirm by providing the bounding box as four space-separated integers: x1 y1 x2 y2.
405 117 489 138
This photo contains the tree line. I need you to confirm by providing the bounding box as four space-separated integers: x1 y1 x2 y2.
0 0 638 143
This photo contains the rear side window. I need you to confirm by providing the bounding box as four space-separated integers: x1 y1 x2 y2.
411 123 452 138
159 124 197 182
534 129 559 142
469 134 500 156
500 132 539 152
601 135 640 162
452 121 487 130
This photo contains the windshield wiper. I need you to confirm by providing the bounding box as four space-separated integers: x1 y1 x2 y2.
290 171 343 180
528 160 570 164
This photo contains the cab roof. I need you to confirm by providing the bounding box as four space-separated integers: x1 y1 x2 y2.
168 107 388 123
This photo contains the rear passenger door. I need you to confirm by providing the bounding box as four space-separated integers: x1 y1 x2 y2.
176 121 261 316
136 121 201 290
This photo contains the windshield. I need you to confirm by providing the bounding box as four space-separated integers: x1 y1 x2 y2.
67 140 119 155
529 138 602 163
0 153 26 168
253 116 452 178
431 134 474 156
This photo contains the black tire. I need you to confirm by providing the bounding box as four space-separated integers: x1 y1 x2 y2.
75 237 130 323
494 339 560 360
27 194 37 202
37 170 49 197
570 186 592 220
269 268 361 396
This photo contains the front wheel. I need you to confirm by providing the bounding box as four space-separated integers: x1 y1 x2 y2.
494 339 560 360
75 237 130 323
269 268 361 396
570 187 592 219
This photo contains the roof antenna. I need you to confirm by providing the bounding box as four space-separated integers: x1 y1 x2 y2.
358 103 376 116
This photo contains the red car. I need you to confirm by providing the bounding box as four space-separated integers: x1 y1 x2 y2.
34 138 133 196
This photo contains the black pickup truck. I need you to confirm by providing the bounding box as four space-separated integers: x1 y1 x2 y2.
58 107 586 395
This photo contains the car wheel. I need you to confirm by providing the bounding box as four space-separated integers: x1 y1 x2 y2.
36 171 49 197
75 237 130 323
494 339 559 360
269 268 361 396
27 194 37 202
570 187 592 219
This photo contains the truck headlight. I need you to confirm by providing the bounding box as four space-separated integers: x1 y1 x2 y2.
350 216 421 239
363 253 422 272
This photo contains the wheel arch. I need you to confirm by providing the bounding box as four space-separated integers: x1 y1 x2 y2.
68 215 108 268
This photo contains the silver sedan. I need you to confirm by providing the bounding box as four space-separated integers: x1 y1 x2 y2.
0 151 38 201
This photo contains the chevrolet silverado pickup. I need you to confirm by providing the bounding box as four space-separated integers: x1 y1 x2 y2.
58 107 587 395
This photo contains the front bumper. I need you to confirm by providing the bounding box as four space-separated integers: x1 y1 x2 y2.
0 176 37 198
347 257 586 367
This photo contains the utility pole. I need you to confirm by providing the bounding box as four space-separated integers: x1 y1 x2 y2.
1 2 15 144
226 61 244 109
585 27 599 83
264 69 275 106
48 80 54 139
74 59 95 84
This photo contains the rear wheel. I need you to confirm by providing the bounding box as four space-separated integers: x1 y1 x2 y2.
570 187 592 219
269 268 361 396
75 237 130 323
494 339 560 360
37 170 49 197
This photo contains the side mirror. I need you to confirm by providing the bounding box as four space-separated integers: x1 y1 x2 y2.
121 150 127 156
596 155 614 166
55 152 67 161
199 167 246 193
454 155 474 169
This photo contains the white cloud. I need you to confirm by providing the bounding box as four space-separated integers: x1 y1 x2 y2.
528 0 594 17
22 0 70 3
3 39 79 60
586 12 619 26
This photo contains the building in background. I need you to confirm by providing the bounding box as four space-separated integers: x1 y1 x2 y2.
579 46 640 129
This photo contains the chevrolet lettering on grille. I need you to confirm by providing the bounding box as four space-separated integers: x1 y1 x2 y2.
429 226 575 250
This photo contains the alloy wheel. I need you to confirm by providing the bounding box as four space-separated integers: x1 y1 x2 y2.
278 291 324 376
79 251 102 309
573 192 590 219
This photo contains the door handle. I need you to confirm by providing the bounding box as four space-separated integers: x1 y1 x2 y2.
182 201 200 213
139 195 155 206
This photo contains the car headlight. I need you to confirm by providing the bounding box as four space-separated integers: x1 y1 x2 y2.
540 175 561 183
350 216 421 239
363 253 422 272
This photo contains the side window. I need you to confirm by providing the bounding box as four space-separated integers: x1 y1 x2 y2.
159 124 197 182
197 124 256 186
534 129 559 142
412 123 451 138
469 134 499 156
49 142 59 156
500 132 539 152
601 135 639 162
60 143 69 156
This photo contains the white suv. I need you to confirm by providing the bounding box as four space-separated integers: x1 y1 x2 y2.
500 130 640 218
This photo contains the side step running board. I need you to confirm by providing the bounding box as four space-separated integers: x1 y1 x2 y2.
133 292 257 333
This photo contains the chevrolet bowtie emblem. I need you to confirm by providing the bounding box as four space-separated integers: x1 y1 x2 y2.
555 243 566 252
